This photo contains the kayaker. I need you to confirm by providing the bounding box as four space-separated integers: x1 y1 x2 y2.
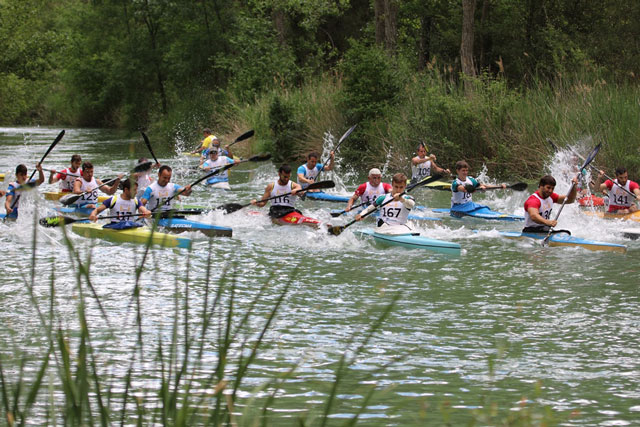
450 160 506 213
202 147 236 189
355 173 415 234
595 167 640 214
89 178 151 224
522 175 578 232
48 154 82 193
133 157 160 199
141 165 192 212
297 151 334 189
345 168 392 212
72 162 122 208
190 128 218 155
410 143 450 183
4 163 45 219
251 164 318 227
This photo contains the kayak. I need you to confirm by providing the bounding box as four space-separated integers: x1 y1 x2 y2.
354 228 461 256
578 195 604 207
497 230 626 253
44 191 108 203
206 176 231 190
433 205 524 221
54 205 95 216
0 173 4 182
305 191 350 203
583 210 640 223
273 211 321 227
329 209 440 222
407 178 451 191
71 222 192 249
621 228 640 240
155 217 232 237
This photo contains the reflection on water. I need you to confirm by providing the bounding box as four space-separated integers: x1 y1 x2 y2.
0 127 639 424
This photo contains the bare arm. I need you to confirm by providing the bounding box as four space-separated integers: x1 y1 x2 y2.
527 206 557 228
252 183 274 207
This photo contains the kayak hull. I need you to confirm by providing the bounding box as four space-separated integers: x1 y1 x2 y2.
274 211 321 227
499 231 626 253
330 209 440 222
156 217 232 237
45 191 108 203
354 228 461 255
433 207 524 221
305 191 350 203
407 178 451 191
71 223 192 249
583 210 640 223
54 205 95 216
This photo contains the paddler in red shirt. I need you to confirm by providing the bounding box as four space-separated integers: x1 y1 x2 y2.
344 168 392 212
523 175 578 233
594 167 640 214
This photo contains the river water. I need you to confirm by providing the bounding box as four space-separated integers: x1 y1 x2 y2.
1 126 639 425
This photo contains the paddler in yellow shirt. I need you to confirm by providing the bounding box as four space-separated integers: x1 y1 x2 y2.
190 128 218 155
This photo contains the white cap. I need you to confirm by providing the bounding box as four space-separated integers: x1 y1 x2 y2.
368 168 382 176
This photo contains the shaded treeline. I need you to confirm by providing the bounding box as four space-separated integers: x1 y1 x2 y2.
1 0 639 177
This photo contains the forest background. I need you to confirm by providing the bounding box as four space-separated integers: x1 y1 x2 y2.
1 0 639 179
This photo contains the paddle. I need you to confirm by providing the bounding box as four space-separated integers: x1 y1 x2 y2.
328 174 443 236
39 209 202 228
59 161 153 206
543 143 601 246
217 180 336 214
483 183 528 191
316 124 357 177
547 138 636 201
330 200 368 217
226 129 255 148
43 168 80 178
8 130 65 212
141 132 160 165
155 153 271 211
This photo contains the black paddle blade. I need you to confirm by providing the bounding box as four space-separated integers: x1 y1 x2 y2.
132 161 153 173
218 203 246 214
330 210 346 217
327 224 346 236
307 180 335 190
581 143 601 171
247 153 271 162
510 182 528 191
59 194 80 206
39 216 74 227
235 129 255 143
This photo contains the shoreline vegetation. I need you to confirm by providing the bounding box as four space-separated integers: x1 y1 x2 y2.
1 217 565 425
2 1 639 180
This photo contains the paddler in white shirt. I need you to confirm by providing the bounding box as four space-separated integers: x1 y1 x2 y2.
89 178 151 224
297 151 334 189
523 175 578 233
410 143 450 183
345 168 392 212
72 162 122 208
355 173 415 234
140 165 192 212
48 154 82 193
202 147 236 189
132 157 160 199
594 167 640 214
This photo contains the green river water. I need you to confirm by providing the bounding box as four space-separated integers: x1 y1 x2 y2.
0 127 639 425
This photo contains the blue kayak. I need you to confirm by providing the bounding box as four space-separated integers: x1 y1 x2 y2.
433 203 523 221
155 217 232 237
329 209 440 222
496 230 626 253
54 205 95 216
354 229 461 256
305 191 350 203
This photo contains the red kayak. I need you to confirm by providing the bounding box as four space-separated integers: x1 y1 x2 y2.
274 211 321 227
578 195 604 207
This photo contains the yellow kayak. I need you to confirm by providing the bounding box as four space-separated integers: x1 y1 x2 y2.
0 173 4 182
583 210 640 223
44 191 109 203
72 222 192 249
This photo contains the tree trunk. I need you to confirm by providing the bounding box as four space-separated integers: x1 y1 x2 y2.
383 0 398 54
418 15 432 71
374 0 385 46
272 7 287 46
460 0 477 94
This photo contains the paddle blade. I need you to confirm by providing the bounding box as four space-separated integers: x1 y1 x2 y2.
234 129 255 143
306 180 335 191
132 161 153 173
13 181 39 192
510 182 528 191
327 224 346 236
330 210 346 217
338 124 357 144
59 193 81 206
218 203 246 214
407 174 443 192
39 216 76 227
247 153 271 162
580 143 601 171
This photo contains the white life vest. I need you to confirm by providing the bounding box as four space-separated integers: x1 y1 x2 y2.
411 158 432 181
58 168 81 192
300 164 320 181
523 192 554 228
377 194 412 226
360 182 387 205
270 180 295 207
76 177 99 205
107 196 140 222
145 181 178 212
607 179 634 209
203 156 234 179
451 177 474 206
